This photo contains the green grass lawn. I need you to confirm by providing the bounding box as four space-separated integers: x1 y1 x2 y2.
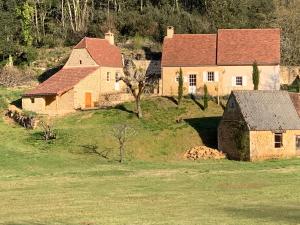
0 88 300 224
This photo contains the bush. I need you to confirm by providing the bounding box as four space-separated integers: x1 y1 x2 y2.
203 84 209 110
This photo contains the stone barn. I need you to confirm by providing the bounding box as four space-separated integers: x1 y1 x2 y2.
218 90 300 161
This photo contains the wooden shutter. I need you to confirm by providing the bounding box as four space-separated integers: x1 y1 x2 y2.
243 76 247 86
215 71 219 82
203 71 207 82
232 76 236 86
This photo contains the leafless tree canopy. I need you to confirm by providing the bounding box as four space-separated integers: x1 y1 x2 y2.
112 124 136 163
120 59 157 118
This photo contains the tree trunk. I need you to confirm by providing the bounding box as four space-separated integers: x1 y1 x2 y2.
62 0 65 28
119 144 124 163
136 96 143 118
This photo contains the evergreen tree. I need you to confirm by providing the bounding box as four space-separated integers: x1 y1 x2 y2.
252 61 260 90
177 68 183 106
203 84 208 110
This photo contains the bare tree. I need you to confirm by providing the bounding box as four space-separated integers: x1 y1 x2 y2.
39 120 56 141
120 59 156 118
65 0 91 33
112 124 135 163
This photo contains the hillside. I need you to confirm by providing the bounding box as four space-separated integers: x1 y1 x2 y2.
0 87 223 161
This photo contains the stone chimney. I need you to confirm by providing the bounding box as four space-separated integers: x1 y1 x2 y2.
105 31 114 45
167 26 174 38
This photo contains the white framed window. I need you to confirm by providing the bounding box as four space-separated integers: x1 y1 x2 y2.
207 71 215 82
189 74 196 86
107 72 111 82
232 76 247 87
236 76 243 86
274 133 283 148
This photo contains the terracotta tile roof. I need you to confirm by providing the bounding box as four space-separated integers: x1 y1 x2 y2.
23 67 99 97
74 37 123 68
162 34 217 67
217 29 280 65
289 93 300 117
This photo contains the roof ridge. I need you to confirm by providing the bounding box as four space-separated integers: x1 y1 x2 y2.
218 28 280 31
174 34 216 36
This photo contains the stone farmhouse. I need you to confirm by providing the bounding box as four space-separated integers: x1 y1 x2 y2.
161 27 281 96
22 32 126 115
218 90 300 161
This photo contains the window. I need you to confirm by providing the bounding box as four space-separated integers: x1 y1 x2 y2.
274 133 283 148
30 98 35 104
79 60 82 65
189 74 196 86
207 72 215 82
107 72 111 82
236 76 243 86
296 136 300 150
175 72 179 82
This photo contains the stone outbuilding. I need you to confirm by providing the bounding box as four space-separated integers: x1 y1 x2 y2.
22 32 127 115
218 90 300 161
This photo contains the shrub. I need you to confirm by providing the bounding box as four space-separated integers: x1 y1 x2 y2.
177 68 183 107
203 84 209 110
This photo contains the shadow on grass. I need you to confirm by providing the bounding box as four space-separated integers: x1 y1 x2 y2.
10 98 22 109
223 205 300 224
38 65 63 83
185 117 221 148
162 96 178 105
80 144 111 159
115 104 135 114
191 95 204 110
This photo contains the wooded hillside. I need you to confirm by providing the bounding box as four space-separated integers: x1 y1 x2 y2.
0 0 299 66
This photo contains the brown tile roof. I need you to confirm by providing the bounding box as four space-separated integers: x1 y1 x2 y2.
161 34 217 67
74 37 123 68
23 67 99 97
289 93 300 117
217 29 280 65
162 29 280 67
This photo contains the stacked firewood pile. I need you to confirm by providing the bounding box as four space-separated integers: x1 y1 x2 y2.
184 146 226 160
5 106 37 129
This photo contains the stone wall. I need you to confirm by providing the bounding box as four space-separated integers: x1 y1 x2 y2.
64 49 98 67
218 95 249 160
280 66 300 85
250 130 300 160
162 65 280 96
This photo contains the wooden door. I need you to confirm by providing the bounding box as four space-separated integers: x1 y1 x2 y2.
85 92 92 108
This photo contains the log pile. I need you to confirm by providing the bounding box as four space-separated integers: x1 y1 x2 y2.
5 106 38 129
184 146 226 160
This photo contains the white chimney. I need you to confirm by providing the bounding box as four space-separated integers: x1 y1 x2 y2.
105 31 114 45
167 26 174 38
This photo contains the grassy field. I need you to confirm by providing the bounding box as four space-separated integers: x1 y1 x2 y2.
0 87 300 224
